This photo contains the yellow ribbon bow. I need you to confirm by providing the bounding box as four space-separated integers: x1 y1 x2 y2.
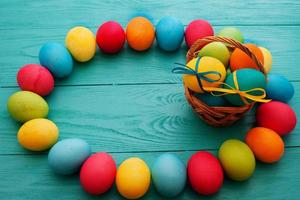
202 71 271 105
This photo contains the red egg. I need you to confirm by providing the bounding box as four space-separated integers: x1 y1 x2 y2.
80 152 116 195
185 19 214 48
256 101 297 136
187 151 223 195
17 64 54 96
96 21 126 54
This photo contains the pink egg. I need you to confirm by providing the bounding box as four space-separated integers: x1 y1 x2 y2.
17 64 54 96
187 151 223 195
185 19 214 48
256 101 297 136
80 152 116 195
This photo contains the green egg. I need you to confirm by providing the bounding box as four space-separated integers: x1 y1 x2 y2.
198 42 230 66
219 139 255 181
224 68 266 106
217 27 244 43
7 91 49 123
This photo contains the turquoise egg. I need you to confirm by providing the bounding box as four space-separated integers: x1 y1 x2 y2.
39 42 73 78
224 68 266 106
151 153 186 197
195 93 229 107
48 138 91 175
266 74 294 103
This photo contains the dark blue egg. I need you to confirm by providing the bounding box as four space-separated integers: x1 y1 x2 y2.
48 138 91 175
151 153 186 197
156 16 184 51
39 42 73 78
195 93 229 106
266 74 294 103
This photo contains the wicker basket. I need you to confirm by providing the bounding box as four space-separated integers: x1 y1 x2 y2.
184 36 266 127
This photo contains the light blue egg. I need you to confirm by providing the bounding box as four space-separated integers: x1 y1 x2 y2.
195 93 229 106
156 16 184 51
266 74 294 103
39 42 73 78
48 138 91 175
151 153 186 197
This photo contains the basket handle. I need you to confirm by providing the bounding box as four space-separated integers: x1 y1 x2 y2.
186 36 266 75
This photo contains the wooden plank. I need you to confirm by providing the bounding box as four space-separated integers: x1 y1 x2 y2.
1 25 300 87
1 82 298 154
0 0 300 30
0 148 299 199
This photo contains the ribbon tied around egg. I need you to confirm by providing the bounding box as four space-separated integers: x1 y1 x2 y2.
172 57 270 105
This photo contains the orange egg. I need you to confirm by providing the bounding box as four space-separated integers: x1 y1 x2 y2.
230 44 264 72
126 17 155 51
245 127 284 163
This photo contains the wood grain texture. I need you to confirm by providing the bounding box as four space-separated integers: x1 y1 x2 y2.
1 149 300 200
1 26 300 86
1 0 299 199
1 82 298 154
0 0 300 30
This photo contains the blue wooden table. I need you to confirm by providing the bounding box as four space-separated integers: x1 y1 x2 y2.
1 0 299 199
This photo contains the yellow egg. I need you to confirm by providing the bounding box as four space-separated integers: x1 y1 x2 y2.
116 157 150 199
183 56 226 93
259 47 272 73
65 26 96 62
18 118 59 151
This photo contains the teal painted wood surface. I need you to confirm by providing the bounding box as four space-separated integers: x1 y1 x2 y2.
0 0 299 199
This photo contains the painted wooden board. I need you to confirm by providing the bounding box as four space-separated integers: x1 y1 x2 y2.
1 82 298 154
1 0 299 199
1 148 299 200
0 0 300 30
1 26 300 87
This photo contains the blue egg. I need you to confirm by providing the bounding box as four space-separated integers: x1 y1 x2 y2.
48 138 91 175
156 16 184 51
39 42 73 78
266 74 294 103
151 153 186 197
195 93 229 106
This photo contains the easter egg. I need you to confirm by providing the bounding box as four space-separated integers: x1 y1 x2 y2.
217 27 244 43
245 127 284 163
219 139 255 181
65 26 96 62
151 153 186 197
80 152 116 195
116 157 150 199
183 57 226 93
194 93 229 107
18 118 58 151
7 91 48 122
224 68 266 106
198 42 230 66
266 74 294 103
17 64 54 96
256 101 297 136
230 44 264 72
156 16 184 51
259 47 272 73
48 138 91 175
39 42 73 78
126 17 155 51
187 151 223 195
96 21 126 54
185 19 214 48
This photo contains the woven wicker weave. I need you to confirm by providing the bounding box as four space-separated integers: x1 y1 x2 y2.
184 36 265 127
